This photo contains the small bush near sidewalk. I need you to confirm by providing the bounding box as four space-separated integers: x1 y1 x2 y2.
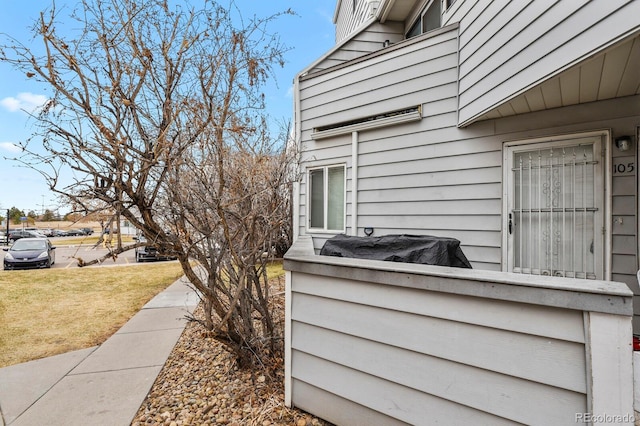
0 262 184 367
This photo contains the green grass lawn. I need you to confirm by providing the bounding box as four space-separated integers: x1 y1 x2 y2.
0 261 285 368
53 234 135 246
0 262 184 367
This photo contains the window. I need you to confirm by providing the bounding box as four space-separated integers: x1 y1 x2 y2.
504 135 605 279
312 106 421 139
309 165 345 232
406 0 442 39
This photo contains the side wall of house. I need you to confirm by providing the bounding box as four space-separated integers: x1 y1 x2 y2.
297 24 640 273
298 26 460 252
284 238 635 425
306 21 404 74
612 129 638 327
442 0 640 125
334 0 380 44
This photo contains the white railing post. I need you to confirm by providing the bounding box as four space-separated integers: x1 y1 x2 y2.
284 270 293 407
584 311 634 424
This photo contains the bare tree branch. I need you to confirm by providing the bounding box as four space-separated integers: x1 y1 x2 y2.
0 0 297 368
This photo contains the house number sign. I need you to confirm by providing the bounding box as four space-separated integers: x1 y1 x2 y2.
613 156 635 175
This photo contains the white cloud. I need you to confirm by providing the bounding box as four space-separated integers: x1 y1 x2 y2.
0 92 48 113
0 142 22 153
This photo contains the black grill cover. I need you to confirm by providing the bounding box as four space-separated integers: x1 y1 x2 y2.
320 234 472 268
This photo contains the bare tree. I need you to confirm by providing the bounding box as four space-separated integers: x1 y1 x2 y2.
0 0 295 368
166 123 296 367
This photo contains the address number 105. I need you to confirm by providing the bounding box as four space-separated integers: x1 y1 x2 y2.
613 161 635 174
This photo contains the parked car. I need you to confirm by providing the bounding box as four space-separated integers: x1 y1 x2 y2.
134 235 176 262
3 237 56 270
65 229 86 236
0 231 8 245
8 230 46 242
52 229 69 237
39 228 56 237
80 227 94 235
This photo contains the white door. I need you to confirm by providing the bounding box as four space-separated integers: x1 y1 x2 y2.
504 135 605 279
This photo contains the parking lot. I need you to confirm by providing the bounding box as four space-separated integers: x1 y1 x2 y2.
1 238 138 269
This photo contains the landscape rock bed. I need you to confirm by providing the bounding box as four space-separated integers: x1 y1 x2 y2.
132 278 331 426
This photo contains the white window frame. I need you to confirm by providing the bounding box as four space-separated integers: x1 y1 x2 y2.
406 0 442 38
502 131 611 280
307 164 347 233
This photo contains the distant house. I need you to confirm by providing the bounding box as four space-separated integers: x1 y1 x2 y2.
285 0 640 424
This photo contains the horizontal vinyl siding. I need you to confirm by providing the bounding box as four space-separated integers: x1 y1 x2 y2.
299 27 459 134
298 13 640 278
291 380 408 426
303 107 639 271
301 30 488 262
441 0 477 27
303 55 457 125
292 351 517 426
290 272 588 425
310 21 405 74
335 0 377 43
611 152 636 282
457 0 640 125
351 93 503 267
294 273 586 343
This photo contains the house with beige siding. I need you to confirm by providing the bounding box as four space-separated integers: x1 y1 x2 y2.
285 0 640 424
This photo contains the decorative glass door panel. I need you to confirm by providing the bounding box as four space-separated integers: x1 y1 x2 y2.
506 137 604 279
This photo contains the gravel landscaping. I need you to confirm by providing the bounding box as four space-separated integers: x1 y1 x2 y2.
132 277 331 426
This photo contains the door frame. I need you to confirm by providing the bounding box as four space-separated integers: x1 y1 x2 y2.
501 130 612 280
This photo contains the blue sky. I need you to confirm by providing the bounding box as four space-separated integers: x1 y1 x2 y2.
0 0 336 215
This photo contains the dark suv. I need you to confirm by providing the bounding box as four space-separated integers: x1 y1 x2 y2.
134 235 176 262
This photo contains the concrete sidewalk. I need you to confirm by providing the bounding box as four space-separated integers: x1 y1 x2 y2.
0 277 199 426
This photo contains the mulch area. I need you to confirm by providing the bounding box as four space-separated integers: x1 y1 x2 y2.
131 277 332 426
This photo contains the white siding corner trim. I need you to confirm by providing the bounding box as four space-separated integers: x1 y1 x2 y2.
351 131 359 236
